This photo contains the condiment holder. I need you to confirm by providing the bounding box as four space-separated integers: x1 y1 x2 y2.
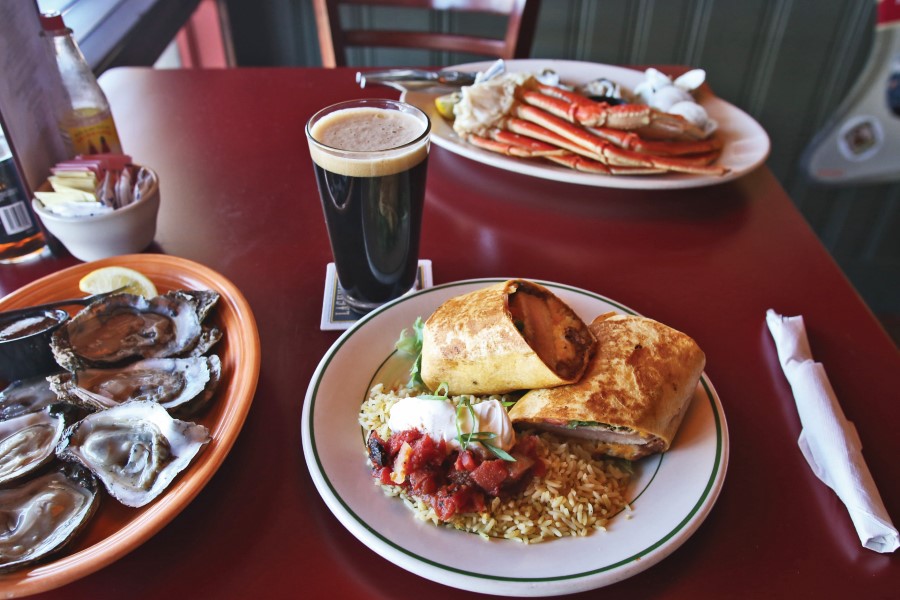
0 308 68 381
32 166 159 262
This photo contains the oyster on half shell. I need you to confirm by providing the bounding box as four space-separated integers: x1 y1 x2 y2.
0 406 75 485
0 463 100 573
0 375 64 421
56 400 210 507
47 355 222 417
50 290 222 372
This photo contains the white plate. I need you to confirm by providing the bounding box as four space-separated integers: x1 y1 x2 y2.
402 59 770 189
302 279 729 597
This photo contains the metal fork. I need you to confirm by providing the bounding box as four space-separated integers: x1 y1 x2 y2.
356 59 506 90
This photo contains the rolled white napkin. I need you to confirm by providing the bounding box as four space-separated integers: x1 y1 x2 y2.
766 309 898 553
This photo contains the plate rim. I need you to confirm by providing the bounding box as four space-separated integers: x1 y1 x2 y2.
0 254 260 596
302 278 729 596
403 58 771 190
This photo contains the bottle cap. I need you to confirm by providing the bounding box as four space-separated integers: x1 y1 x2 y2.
40 12 67 32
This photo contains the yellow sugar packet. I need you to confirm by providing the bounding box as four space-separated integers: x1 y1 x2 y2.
34 190 97 206
49 173 97 193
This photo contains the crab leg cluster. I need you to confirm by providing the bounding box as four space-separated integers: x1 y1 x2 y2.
461 80 728 176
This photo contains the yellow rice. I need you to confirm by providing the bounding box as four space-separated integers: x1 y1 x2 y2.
359 383 633 544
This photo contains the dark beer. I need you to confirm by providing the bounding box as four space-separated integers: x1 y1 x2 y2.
307 101 430 313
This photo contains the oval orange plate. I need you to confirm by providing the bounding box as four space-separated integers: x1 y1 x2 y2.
0 254 260 597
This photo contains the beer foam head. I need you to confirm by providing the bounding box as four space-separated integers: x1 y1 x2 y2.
308 106 429 177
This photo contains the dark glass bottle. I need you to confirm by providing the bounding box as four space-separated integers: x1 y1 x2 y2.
0 127 46 263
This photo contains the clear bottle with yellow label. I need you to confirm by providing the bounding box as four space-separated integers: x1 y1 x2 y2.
40 12 123 156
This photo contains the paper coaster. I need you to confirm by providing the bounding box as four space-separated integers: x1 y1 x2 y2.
321 260 433 330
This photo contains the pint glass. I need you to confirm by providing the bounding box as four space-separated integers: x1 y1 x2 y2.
307 99 430 314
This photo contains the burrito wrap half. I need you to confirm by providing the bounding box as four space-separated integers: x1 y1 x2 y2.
421 280 595 395
508 313 706 459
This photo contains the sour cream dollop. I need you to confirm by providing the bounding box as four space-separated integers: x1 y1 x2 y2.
387 397 516 453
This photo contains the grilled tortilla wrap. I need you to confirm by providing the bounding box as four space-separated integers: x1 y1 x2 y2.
420 280 595 395
508 313 705 460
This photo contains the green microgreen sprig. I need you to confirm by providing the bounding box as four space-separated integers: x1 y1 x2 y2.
417 381 450 401
394 317 425 389
455 394 515 462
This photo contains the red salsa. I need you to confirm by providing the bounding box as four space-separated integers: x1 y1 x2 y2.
367 429 545 521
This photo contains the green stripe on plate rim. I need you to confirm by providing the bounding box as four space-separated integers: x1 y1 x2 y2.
307 279 725 583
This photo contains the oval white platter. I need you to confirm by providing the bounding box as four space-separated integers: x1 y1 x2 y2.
403 59 770 190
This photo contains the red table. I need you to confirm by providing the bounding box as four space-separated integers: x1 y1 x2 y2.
2 67 897 598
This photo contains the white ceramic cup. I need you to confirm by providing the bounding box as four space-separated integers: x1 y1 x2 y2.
32 167 159 262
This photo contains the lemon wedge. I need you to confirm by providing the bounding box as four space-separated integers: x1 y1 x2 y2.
434 92 461 120
79 266 158 298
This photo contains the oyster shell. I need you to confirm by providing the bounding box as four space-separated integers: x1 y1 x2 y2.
177 289 219 321
47 355 222 417
56 400 210 507
0 406 73 485
0 463 100 573
0 375 63 421
165 290 223 357
50 290 221 372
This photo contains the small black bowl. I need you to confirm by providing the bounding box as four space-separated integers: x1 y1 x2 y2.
0 309 68 381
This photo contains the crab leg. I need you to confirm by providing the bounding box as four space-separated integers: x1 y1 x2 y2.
507 114 673 171
515 102 722 159
512 105 728 175
545 154 667 175
464 122 659 175
544 154 612 174
584 126 723 156
521 83 708 141
465 129 567 158
507 118 603 160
